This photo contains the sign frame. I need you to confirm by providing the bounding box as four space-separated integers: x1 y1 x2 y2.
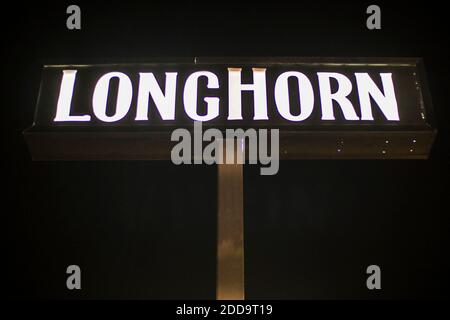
24 57 437 160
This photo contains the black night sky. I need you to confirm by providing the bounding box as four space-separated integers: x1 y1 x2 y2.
3 1 450 301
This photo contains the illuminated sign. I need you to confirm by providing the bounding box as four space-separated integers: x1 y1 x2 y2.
54 68 399 123
24 58 436 160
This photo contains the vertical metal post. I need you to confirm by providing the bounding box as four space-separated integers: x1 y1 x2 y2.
216 140 245 300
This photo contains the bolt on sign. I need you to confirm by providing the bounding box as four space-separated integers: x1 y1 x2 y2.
24 58 436 160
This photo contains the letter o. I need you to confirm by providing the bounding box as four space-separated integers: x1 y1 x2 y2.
274 71 314 121
93 72 133 122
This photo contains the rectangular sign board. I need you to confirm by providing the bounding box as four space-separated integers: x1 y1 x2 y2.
24 57 436 160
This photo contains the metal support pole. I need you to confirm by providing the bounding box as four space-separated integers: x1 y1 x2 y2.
216 140 245 300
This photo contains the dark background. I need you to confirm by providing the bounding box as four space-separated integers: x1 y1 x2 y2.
3 1 449 299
